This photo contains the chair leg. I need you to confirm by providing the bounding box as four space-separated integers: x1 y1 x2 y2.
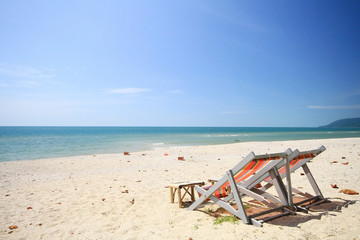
226 170 250 224
302 164 324 199
268 169 288 206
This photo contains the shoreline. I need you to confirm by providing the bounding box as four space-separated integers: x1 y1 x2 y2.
1 126 360 162
3 136 360 163
1 137 360 239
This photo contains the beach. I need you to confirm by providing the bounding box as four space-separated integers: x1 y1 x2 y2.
1 138 360 239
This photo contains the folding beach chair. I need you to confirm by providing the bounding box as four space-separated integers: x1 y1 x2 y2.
261 146 327 211
188 149 297 227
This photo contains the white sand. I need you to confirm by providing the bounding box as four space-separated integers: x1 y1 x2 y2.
1 138 360 239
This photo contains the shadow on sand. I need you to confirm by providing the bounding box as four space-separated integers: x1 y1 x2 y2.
183 198 357 227
268 198 357 227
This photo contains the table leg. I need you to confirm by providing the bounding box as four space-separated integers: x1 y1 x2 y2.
178 188 182 208
191 186 195 201
170 187 174 203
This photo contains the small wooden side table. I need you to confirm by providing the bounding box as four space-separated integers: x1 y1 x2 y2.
168 181 205 208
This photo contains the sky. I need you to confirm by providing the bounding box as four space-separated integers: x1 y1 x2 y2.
0 0 359 127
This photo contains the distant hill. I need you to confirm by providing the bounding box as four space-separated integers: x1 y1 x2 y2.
320 118 360 128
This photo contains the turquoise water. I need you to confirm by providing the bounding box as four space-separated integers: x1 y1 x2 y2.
1 126 360 162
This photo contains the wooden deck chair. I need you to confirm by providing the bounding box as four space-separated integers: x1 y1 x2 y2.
261 146 327 211
188 149 295 227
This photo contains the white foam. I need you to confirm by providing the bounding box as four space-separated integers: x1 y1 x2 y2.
152 142 165 146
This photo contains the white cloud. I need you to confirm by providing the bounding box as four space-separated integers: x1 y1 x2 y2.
0 80 9 87
308 105 360 109
108 87 151 94
17 80 41 87
0 63 56 79
198 3 266 34
220 110 247 114
170 90 183 94
338 90 360 99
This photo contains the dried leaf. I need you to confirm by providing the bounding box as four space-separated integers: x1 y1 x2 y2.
9 225 18 230
342 162 349 165
27 207 32 210
209 212 221 218
331 161 338 164
340 189 359 195
130 199 135 204
331 184 338 189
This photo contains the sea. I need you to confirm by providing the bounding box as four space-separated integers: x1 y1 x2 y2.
1 126 360 162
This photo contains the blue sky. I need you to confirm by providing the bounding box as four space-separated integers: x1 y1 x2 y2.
0 0 359 127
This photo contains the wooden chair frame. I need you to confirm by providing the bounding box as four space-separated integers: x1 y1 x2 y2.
261 146 327 211
188 149 295 227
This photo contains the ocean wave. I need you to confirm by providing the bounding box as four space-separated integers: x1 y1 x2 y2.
204 134 243 138
152 142 165 146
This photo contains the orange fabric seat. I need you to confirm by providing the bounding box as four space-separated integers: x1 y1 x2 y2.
203 157 279 198
264 153 316 182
